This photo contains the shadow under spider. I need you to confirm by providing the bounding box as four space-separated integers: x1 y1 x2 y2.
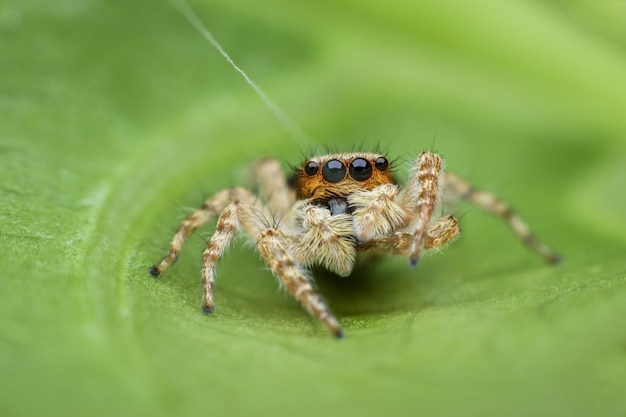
311 257 436 316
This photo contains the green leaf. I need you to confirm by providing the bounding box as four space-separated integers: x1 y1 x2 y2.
1 0 625 416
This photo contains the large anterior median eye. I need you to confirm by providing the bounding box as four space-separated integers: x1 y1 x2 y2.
349 158 372 181
322 159 346 183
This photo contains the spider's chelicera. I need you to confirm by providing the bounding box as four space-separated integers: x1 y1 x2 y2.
150 151 561 338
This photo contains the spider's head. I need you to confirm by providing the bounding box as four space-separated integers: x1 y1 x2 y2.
294 153 394 203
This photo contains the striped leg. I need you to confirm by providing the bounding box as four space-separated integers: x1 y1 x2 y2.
151 158 292 277
201 197 269 313
363 215 460 255
424 214 461 251
443 172 561 264
252 158 296 217
149 187 261 277
401 152 443 267
257 228 343 338
201 201 240 313
149 189 228 277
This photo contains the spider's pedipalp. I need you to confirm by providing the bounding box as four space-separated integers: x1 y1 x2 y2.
350 183 408 241
292 202 356 277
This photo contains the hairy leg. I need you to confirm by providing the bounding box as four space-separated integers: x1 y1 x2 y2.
362 215 460 255
443 172 561 264
251 158 296 218
349 183 409 242
257 228 343 338
149 187 263 277
151 157 291 278
291 202 356 277
398 152 443 267
200 200 265 313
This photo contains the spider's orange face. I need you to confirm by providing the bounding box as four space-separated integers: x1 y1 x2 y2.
295 153 394 202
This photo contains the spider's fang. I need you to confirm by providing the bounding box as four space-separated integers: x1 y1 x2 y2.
408 256 419 268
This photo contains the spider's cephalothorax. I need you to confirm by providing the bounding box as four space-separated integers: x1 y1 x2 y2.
150 151 561 338
294 153 394 212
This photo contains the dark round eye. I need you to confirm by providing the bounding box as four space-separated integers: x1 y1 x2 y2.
322 159 346 183
349 158 372 182
375 156 389 171
303 160 319 176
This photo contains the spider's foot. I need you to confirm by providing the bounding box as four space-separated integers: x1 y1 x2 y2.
324 316 344 339
548 253 563 265
533 241 563 265
148 265 162 277
408 256 419 268
202 304 215 314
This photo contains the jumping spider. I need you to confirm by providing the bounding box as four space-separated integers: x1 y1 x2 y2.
150 151 561 338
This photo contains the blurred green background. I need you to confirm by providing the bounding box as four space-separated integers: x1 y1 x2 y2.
1 0 625 416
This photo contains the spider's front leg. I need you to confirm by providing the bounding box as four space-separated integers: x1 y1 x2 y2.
400 151 444 267
257 228 344 338
363 214 460 255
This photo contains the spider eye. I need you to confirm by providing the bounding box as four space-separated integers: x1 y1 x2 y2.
322 159 346 183
349 158 372 182
303 160 319 176
375 156 389 171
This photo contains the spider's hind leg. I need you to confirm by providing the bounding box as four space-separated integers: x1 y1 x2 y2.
442 172 561 264
251 157 296 218
151 157 293 278
149 188 239 277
